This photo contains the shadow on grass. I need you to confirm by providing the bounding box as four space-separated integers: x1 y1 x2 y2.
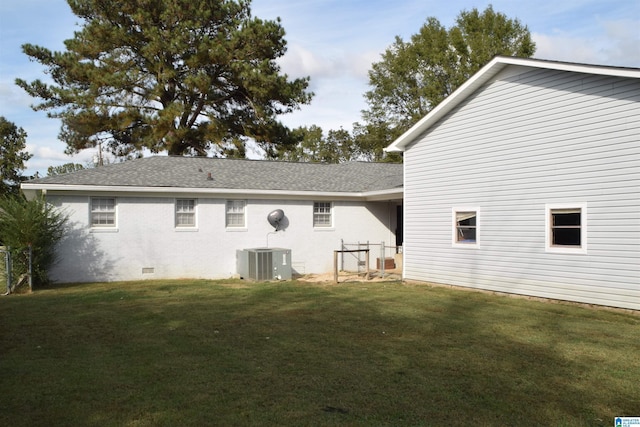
1 280 638 426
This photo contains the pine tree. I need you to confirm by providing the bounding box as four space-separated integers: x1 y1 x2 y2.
17 0 312 158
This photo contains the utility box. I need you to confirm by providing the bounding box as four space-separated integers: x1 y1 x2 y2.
237 248 292 281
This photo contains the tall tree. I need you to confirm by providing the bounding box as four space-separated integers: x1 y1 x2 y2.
278 125 323 162
323 128 357 163
16 0 312 158
357 5 535 161
0 117 33 197
278 126 358 163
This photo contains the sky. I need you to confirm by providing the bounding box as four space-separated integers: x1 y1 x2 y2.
1 0 639 176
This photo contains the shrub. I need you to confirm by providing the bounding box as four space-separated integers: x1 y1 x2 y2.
0 196 67 287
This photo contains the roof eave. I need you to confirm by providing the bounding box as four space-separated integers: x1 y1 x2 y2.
21 183 403 201
362 188 404 201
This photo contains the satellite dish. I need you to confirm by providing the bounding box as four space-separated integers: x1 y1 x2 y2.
267 209 285 231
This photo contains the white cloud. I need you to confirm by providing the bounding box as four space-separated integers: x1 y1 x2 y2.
600 19 640 66
29 145 73 161
0 80 35 113
280 75 367 132
24 144 97 176
278 44 336 80
279 44 379 83
533 32 603 64
533 17 640 67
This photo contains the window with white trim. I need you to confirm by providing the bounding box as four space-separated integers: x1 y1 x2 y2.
91 197 116 227
546 204 587 253
175 199 196 228
453 208 478 245
313 202 332 227
226 200 246 228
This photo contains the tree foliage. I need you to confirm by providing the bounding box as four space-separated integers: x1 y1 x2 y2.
47 163 86 177
16 0 312 159
0 117 33 197
278 126 359 163
357 5 536 161
0 196 67 286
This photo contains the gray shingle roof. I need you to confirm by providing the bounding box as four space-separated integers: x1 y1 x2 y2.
28 156 403 193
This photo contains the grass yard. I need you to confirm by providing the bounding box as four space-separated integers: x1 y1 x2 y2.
1 279 638 426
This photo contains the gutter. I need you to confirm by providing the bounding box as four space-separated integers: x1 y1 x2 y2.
21 183 403 202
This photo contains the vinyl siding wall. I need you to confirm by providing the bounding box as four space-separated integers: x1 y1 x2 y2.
403 67 640 310
47 194 398 283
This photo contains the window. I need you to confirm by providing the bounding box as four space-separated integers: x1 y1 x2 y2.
175 199 196 227
226 200 246 228
546 204 587 253
313 202 332 227
91 197 116 227
453 208 478 246
551 209 581 245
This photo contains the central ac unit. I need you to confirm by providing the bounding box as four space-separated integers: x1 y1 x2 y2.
237 248 292 281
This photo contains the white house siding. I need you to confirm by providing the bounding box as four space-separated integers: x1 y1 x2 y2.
403 67 640 310
47 193 397 283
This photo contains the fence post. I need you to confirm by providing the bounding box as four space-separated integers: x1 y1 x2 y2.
1 246 8 294
366 241 369 275
380 241 385 277
365 249 370 280
28 244 33 292
7 247 12 294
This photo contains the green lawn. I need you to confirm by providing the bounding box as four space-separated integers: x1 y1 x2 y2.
1 279 638 426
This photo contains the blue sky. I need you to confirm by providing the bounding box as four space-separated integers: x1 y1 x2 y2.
1 0 639 176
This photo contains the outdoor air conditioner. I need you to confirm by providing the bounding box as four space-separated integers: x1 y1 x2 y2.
237 248 292 281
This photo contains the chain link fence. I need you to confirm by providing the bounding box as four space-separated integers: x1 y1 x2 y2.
340 240 402 278
1 245 32 295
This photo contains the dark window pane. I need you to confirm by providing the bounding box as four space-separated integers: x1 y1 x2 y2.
459 217 475 226
551 209 581 247
552 228 581 246
553 212 580 226
459 228 476 242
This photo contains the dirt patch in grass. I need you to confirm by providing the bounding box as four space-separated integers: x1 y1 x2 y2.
296 269 402 283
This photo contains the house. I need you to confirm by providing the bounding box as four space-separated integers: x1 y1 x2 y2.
385 56 640 311
21 157 403 283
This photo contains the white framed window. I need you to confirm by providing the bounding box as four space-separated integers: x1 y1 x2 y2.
226 200 246 228
452 208 479 246
91 197 116 228
313 202 332 228
175 199 196 228
546 204 587 253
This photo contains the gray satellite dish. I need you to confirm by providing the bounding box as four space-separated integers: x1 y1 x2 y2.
267 209 285 231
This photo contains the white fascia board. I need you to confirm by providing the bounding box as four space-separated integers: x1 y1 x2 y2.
384 57 507 153
384 56 640 153
363 189 403 201
22 183 403 201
